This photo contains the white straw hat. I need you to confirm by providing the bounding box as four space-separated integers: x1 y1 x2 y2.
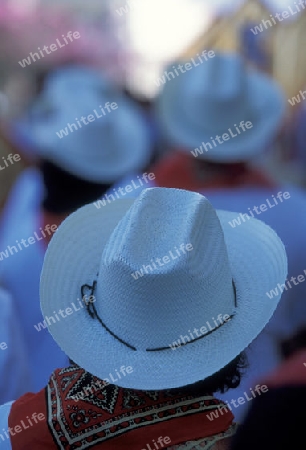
12 66 151 183
40 188 287 390
156 52 285 162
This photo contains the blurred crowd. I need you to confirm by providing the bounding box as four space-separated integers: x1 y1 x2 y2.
0 1 305 449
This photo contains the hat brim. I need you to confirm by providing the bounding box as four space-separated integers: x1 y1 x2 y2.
40 196 287 390
156 71 285 162
11 99 151 183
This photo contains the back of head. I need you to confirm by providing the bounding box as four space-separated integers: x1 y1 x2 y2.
40 159 111 214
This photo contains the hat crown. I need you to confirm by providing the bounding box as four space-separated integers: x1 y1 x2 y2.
44 66 114 102
96 188 236 350
180 53 252 132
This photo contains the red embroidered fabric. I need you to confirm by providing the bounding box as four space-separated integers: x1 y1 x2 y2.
9 365 235 449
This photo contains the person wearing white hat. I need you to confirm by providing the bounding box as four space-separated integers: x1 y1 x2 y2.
0 65 152 394
0 187 287 449
151 52 306 421
0 286 31 405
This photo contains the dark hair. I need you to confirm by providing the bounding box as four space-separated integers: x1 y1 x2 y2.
79 295 248 395
40 159 112 214
69 351 247 395
166 351 248 396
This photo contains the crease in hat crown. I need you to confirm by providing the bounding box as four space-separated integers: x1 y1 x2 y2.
94 188 236 351
184 53 252 131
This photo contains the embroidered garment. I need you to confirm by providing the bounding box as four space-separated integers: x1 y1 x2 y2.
8 365 237 449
